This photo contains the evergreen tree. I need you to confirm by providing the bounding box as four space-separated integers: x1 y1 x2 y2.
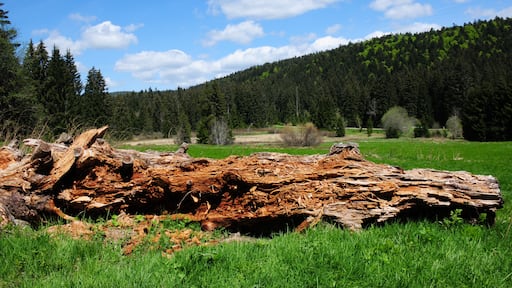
0 3 17 45
64 50 82 99
82 67 110 127
22 41 49 103
334 114 345 137
0 2 31 139
0 3 18 97
42 46 81 135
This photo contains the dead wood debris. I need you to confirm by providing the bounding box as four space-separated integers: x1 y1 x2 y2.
0 127 503 238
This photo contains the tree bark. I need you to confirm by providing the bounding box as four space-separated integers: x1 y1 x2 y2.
0 127 503 232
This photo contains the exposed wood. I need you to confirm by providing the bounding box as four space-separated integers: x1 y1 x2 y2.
0 127 503 233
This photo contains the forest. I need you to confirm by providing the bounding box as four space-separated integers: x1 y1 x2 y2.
1 1 511 142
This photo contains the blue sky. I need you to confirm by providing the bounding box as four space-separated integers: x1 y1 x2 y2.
5 0 512 92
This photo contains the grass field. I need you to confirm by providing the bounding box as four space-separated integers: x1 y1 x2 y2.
1 138 511 287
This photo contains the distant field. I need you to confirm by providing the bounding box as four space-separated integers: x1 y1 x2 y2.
1 138 511 287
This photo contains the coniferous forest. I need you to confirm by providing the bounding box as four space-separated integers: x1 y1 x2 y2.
1 1 511 142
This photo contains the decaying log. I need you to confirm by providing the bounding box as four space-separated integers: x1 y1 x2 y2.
0 127 503 232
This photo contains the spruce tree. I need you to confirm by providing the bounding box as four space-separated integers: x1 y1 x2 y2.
0 3 19 97
42 46 81 135
82 67 110 127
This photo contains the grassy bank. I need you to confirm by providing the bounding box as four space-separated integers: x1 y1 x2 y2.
1 139 511 287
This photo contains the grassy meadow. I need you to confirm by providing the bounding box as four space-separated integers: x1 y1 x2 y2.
1 137 511 287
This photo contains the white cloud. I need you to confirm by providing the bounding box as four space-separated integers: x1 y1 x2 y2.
104 76 117 90
363 30 390 40
385 3 432 19
370 0 432 20
81 21 138 49
370 0 411 11
69 13 97 23
114 34 349 88
395 22 442 34
208 0 340 20
466 6 512 19
308 35 348 51
40 20 138 55
44 30 84 54
115 50 192 80
499 6 512 18
203 20 264 46
326 24 342 35
360 22 441 41
124 23 144 33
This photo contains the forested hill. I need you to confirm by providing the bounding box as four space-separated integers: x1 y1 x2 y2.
110 17 511 141
1 8 510 142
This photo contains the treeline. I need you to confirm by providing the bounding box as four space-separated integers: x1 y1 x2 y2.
0 3 109 140
110 17 511 141
1 1 511 142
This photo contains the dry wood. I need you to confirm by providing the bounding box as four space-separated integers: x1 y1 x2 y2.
0 127 503 232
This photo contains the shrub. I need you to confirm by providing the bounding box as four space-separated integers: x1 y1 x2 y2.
209 118 233 145
381 106 416 138
280 122 322 147
334 115 346 137
446 115 463 139
367 117 373 137
414 122 430 138
196 116 233 145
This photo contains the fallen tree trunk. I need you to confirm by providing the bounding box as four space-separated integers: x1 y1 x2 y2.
0 127 503 231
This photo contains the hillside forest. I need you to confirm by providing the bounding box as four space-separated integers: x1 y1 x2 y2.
1 2 511 142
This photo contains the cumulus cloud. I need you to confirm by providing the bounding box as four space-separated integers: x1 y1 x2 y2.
115 50 192 80
81 21 138 49
203 20 264 46
41 20 138 55
208 0 339 20
43 30 84 54
370 0 432 20
114 34 349 88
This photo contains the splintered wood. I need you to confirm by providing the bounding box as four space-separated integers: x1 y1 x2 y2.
0 127 503 231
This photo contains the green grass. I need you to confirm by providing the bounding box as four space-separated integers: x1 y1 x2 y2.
118 143 332 159
1 139 511 287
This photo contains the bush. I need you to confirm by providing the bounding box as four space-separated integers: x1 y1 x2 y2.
196 116 233 145
367 117 373 137
280 122 322 146
334 115 346 137
414 122 430 138
446 115 463 139
381 106 416 138
209 118 233 145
